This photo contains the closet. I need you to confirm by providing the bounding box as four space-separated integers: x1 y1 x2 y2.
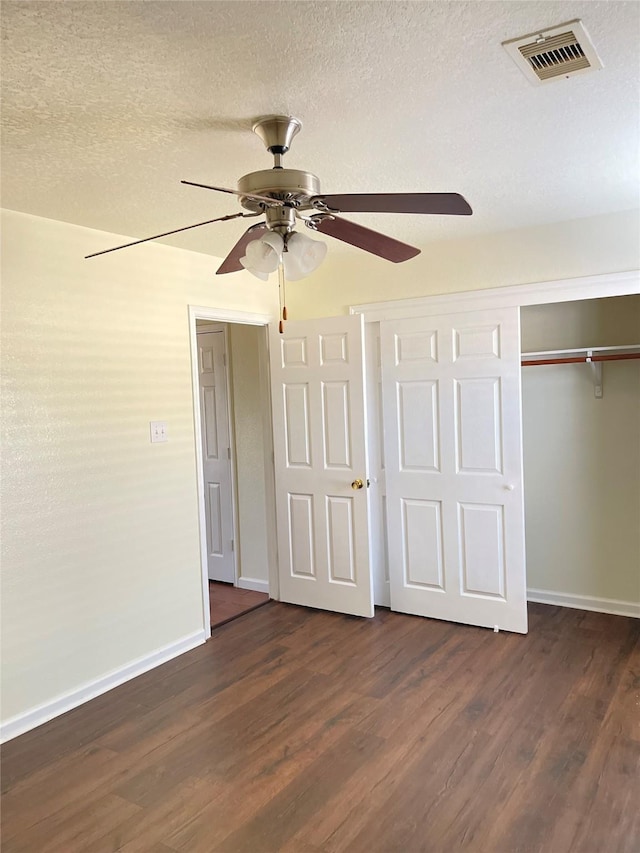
520 296 640 613
366 294 640 621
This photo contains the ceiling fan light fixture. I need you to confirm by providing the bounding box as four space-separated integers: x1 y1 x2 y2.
239 229 327 281
282 232 328 281
240 231 284 278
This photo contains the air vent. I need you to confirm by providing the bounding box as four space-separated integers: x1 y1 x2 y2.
502 19 603 85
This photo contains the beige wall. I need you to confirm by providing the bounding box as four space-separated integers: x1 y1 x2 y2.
0 210 277 726
521 297 640 603
521 296 640 351
288 209 640 319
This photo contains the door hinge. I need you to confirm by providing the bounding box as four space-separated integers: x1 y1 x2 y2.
223 353 227 367
230 539 234 552
227 447 231 459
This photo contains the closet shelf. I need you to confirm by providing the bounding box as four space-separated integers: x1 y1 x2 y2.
521 344 640 365
521 344 640 399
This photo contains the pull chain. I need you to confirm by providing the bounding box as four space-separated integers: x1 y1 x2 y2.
278 261 287 333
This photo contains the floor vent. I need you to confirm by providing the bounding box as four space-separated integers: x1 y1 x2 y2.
502 19 603 85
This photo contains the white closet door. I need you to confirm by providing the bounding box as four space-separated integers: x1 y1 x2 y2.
270 315 374 618
381 308 527 633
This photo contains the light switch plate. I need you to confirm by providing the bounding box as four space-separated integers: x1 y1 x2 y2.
150 421 168 443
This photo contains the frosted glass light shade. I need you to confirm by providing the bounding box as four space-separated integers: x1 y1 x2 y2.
240 232 284 278
283 232 327 281
238 230 326 281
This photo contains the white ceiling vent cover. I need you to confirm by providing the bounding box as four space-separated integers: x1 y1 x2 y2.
502 19 603 85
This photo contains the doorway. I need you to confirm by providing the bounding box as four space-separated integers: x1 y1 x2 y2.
189 307 278 636
196 323 235 584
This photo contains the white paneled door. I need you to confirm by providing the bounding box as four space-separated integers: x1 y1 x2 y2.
380 308 527 633
197 329 235 583
270 315 373 617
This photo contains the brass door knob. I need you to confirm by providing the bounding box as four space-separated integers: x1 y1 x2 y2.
351 479 364 490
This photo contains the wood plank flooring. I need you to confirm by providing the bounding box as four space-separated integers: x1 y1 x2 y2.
209 581 270 630
1 603 639 852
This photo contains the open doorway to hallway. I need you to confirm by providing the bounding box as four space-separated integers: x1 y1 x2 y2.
192 313 277 635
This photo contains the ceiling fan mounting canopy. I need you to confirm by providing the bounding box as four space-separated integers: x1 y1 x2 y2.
252 114 302 155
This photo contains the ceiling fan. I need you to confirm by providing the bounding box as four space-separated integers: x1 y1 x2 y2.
86 115 472 279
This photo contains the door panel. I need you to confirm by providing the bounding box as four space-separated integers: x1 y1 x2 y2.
398 380 439 471
271 315 373 617
322 381 352 468
458 502 506 597
455 377 502 472
381 307 527 633
206 482 223 556
284 384 312 466
198 329 235 583
402 498 445 590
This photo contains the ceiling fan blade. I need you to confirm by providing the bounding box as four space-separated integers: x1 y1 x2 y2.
181 180 283 207
306 214 420 263
85 212 256 259
216 222 268 274
311 192 472 216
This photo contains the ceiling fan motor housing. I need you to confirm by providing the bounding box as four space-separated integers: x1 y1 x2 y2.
237 168 321 214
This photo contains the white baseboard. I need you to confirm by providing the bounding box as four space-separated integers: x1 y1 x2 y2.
237 577 269 594
527 588 640 619
0 629 207 744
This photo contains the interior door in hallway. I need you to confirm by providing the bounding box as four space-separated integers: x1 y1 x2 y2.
270 315 373 617
380 307 527 633
198 328 235 583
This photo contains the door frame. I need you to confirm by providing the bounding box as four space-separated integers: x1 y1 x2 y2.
188 306 278 636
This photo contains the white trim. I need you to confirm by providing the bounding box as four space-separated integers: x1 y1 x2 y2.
0 630 207 743
237 577 270 594
188 305 277 632
189 306 272 326
190 312 213 635
260 329 280 602
223 323 240 587
527 589 640 619
350 270 639 322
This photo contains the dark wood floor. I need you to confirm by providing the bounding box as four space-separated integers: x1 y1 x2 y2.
209 581 270 630
2 603 639 853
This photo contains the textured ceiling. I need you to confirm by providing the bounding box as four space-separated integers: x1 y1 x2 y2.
1 0 639 259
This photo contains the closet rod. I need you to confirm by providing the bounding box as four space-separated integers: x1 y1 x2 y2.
522 353 640 367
